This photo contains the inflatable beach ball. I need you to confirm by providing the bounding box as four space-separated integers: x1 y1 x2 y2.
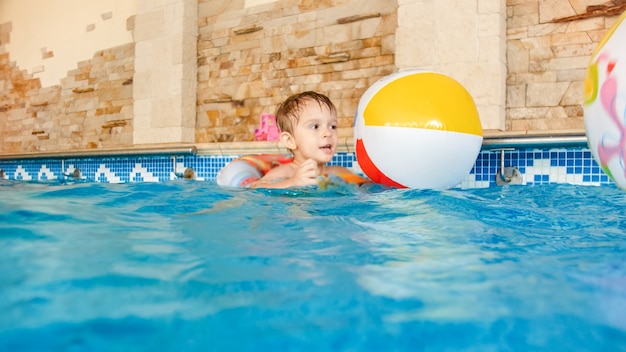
354 70 483 189
584 11 626 190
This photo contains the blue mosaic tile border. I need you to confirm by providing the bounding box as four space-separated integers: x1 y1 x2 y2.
461 148 610 188
0 148 613 188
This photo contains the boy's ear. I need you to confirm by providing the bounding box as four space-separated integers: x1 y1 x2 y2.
280 131 297 150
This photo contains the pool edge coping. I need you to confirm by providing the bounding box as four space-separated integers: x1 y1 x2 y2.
0 130 589 161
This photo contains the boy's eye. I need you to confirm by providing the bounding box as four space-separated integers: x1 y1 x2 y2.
310 124 319 129
330 124 337 130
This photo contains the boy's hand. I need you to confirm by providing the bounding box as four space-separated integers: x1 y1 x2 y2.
291 159 319 186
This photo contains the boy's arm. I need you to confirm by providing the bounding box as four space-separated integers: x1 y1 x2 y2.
248 160 319 189
247 177 297 189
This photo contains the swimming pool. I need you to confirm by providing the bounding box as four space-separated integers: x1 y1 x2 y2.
1 180 625 350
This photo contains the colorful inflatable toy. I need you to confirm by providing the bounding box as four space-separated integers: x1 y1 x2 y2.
354 69 483 189
584 11 626 190
216 154 370 188
216 154 293 188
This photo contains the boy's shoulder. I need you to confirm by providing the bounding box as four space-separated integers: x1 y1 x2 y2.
265 162 296 178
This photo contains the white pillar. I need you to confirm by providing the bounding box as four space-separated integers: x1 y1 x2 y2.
395 0 507 130
133 0 197 144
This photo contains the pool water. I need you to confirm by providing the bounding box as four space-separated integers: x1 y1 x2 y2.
1 180 626 351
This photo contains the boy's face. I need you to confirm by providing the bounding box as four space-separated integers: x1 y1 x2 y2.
282 99 338 164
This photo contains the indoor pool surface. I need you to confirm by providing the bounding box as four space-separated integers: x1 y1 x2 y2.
1 180 626 351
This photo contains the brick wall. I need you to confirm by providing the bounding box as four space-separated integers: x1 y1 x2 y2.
0 43 134 153
195 0 397 143
1 1 624 155
505 0 622 131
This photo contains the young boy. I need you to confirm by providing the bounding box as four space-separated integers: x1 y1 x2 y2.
248 91 362 189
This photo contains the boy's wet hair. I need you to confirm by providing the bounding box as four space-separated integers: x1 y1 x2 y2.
275 91 336 134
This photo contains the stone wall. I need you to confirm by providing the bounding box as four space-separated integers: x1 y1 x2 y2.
506 0 622 131
1 1 625 155
0 40 134 154
195 0 397 143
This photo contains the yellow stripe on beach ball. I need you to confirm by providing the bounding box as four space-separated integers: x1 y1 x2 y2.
363 72 482 136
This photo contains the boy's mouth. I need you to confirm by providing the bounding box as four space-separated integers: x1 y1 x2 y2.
320 144 333 152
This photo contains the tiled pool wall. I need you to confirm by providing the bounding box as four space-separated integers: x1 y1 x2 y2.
0 147 612 188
